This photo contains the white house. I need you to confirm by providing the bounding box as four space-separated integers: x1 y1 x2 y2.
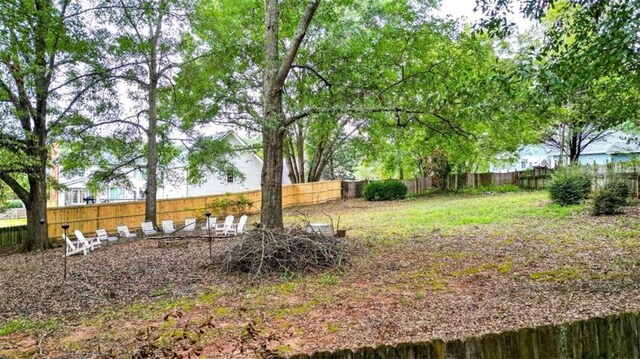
490 132 640 173
54 131 291 207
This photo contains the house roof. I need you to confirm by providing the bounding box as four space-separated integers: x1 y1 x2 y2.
218 131 264 164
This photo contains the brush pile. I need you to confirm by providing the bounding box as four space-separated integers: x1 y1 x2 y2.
221 228 350 277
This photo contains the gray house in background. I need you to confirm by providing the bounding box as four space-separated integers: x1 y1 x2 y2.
491 132 640 173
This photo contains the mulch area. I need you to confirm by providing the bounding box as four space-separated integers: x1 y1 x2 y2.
0 237 234 322
2 198 640 357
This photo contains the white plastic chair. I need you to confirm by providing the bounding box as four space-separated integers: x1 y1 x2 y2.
215 215 235 236
229 215 248 235
116 225 137 239
74 230 100 250
201 217 216 231
63 234 88 257
96 229 117 244
161 220 176 234
141 221 157 235
184 218 196 233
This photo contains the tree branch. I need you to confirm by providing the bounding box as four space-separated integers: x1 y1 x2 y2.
0 172 29 204
274 0 321 89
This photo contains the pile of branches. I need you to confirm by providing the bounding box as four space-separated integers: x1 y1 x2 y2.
220 228 351 278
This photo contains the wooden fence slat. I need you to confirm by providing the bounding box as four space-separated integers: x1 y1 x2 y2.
44 181 342 240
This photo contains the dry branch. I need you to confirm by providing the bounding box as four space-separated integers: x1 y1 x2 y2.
220 228 350 279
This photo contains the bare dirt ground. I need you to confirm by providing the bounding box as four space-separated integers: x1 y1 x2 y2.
2 192 640 358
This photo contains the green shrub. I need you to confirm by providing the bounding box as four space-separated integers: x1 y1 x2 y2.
364 180 408 201
593 181 630 215
606 181 630 200
547 166 592 206
2 200 23 209
206 194 254 217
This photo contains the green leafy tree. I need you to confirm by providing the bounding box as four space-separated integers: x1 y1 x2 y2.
60 0 239 227
0 1 109 251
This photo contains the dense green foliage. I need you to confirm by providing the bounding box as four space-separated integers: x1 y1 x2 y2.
548 166 592 206
206 194 254 218
593 181 630 216
364 180 408 201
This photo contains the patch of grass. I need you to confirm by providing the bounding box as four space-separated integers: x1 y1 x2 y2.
318 273 341 286
452 261 514 277
294 192 570 240
0 218 26 228
408 270 447 290
529 267 582 281
214 307 230 317
0 316 60 336
327 322 341 333
278 345 294 356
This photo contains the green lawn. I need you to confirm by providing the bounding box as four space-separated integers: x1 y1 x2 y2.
4 191 640 357
0 218 26 228
287 191 586 238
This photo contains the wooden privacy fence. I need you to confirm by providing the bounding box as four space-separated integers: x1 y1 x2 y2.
0 225 27 247
342 180 369 199
45 180 342 239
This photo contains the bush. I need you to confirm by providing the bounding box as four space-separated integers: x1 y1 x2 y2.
2 200 23 209
364 180 408 201
547 166 592 206
606 181 630 200
206 194 253 217
593 181 630 215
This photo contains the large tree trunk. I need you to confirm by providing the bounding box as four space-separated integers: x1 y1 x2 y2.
24 174 49 252
260 126 285 229
145 78 158 226
145 31 159 226
260 0 320 229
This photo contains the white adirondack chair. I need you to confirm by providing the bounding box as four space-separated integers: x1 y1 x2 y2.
63 234 88 257
215 215 235 236
96 229 118 244
141 221 157 235
229 215 248 235
116 225 137 239
161 220 176 234
201 217 216 231
74 230 100 250
184 218 196 233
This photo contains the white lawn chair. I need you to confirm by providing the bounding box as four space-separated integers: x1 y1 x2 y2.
63 234 88 257
161 220 176 234
201 217 216 231
141 221 157 235
96 229 118 244
74 230 100 250
215 215 235 236
184 218 196 233
229 215 248 235
116 225 137 239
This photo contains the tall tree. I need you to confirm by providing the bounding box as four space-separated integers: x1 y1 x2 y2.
260 0 321 228
0 1 107 251
181 0 525 227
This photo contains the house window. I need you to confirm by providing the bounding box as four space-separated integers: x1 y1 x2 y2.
587 157 596 165
520 160 527 170
109 187 124 200
226 173 234 183
65 188 85 205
